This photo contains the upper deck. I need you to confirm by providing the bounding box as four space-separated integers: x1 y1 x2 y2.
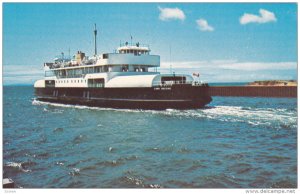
97 53 159 67
98 42 159 67
44 42 160 72
117 42 151 53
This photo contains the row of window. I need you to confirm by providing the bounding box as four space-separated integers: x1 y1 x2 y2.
46 65 149 78
45 66 108 78
119 50 149 55
56 66 106 77
56 79 87 84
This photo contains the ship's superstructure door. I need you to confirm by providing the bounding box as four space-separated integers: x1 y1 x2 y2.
45 80 55 87
88 78 105 88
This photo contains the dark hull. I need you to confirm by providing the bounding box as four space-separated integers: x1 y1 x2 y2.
34 84 212 110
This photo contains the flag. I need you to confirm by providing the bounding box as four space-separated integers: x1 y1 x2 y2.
193 73 200 77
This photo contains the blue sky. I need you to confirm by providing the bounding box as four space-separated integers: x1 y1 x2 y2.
3 3 297 85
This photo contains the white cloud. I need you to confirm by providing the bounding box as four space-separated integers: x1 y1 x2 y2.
161 61 208 68
196 19 214 31
219 62 296 71
4 65 43 75
3 65 44 85
216 61 297 73
158 7 185 21
240 9 277 25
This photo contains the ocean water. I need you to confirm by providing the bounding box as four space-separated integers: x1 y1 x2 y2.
3 85 297 188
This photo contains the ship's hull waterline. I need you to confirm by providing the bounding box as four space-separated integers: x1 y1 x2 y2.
35 84 212 109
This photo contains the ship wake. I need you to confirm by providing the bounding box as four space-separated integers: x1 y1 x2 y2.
32 99 296 129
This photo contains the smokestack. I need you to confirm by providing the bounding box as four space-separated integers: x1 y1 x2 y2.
94 23 97 56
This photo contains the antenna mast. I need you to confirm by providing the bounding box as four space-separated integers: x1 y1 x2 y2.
68 47 70 59
94 23 97 56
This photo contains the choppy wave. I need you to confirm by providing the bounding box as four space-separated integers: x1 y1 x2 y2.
95 155 139 168
69 168 80 176
72 134 88 145
108 175 161 188
5 162 32 173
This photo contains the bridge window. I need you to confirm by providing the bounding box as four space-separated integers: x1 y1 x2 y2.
103 54 109 59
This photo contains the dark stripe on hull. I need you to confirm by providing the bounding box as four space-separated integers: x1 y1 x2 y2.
35 85 212 110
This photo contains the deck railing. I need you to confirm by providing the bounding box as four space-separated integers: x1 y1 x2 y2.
119 42 150 48
153 81 208 87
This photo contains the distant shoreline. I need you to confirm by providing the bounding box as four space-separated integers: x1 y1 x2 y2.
247 80 297 87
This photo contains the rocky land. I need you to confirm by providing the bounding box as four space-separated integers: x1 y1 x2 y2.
247 80 297 86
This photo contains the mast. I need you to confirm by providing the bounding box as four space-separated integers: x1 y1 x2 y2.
94 23 97 56
68 47 70 59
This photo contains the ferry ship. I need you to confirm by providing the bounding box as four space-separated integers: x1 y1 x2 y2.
34 25 212 109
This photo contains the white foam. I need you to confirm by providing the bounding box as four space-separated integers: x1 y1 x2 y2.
200 105 297 127
32 99 142 112
5 162 31 173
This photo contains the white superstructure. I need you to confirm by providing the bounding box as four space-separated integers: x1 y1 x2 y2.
34 42 194 89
